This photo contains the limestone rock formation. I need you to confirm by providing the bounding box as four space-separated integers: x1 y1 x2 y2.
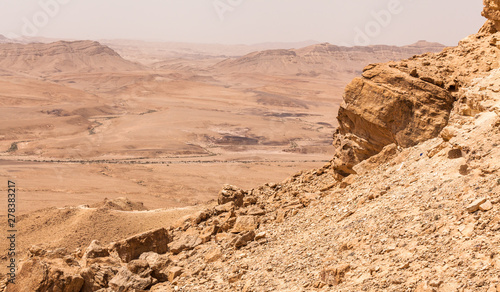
331 3 500 176
6 255 84 292
332 63 454 175
483 0 500 31
109 228 170 263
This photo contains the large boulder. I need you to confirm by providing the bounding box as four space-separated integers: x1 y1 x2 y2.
80 263 119 292
108 266 153 292
231 216 259 233
82 240 109 261
139 252 171 282
483 0 500 31
218 185 247 207
168 230 202 255
6 258 84 292
332 63 454 176
109 228 170 263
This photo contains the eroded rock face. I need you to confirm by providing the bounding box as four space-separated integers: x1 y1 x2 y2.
483 0 500 31
332 63 454 175
109 228 170 263
6 257 84 292
331 1 500 176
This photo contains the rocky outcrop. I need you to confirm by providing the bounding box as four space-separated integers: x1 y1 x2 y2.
332 63 455 175
483 0 500 31
331 5 500 176
6 257 84 292
109 228 170 263
4 174 337 291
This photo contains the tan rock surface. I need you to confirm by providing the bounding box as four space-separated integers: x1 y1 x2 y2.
331 8 500 176
109 228 170 263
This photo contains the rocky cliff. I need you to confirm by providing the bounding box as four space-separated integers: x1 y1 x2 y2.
331 10 500 176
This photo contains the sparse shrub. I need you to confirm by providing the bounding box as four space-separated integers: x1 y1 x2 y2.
7 142 18 152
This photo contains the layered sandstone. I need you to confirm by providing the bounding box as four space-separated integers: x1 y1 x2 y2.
0 40 143 76
213 41 445 77
331 11 500 176
483 0 500 31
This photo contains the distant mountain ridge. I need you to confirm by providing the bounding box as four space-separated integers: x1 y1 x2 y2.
213 41 446 77
0 40 144 76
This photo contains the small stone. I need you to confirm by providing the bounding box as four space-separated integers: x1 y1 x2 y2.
139 252 170 282
215 232 239 247
415 281 436 292
255 232 266 241
467 198 487 213
199 225 217 243
215 202 234 214
227 273 241 283
448 149 463 159
459 164 469 175
319 264 350 285
109 267 153 292
127 259 150 276
391 277 405 284
82 240 109 259
246 206 265 216
243 195 257 206
168 232 202 255
385 245 396 252
204 248 223 263
167 267 183 283
479 200 493 211
440 128 456 141
312 280 325 288
399 262 410 269
150 283 175 292
231 216 259 233
459 223 475 237
234 231 256 248
429 279 443 287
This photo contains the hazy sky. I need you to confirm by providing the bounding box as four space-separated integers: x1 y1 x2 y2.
0 0 486 46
